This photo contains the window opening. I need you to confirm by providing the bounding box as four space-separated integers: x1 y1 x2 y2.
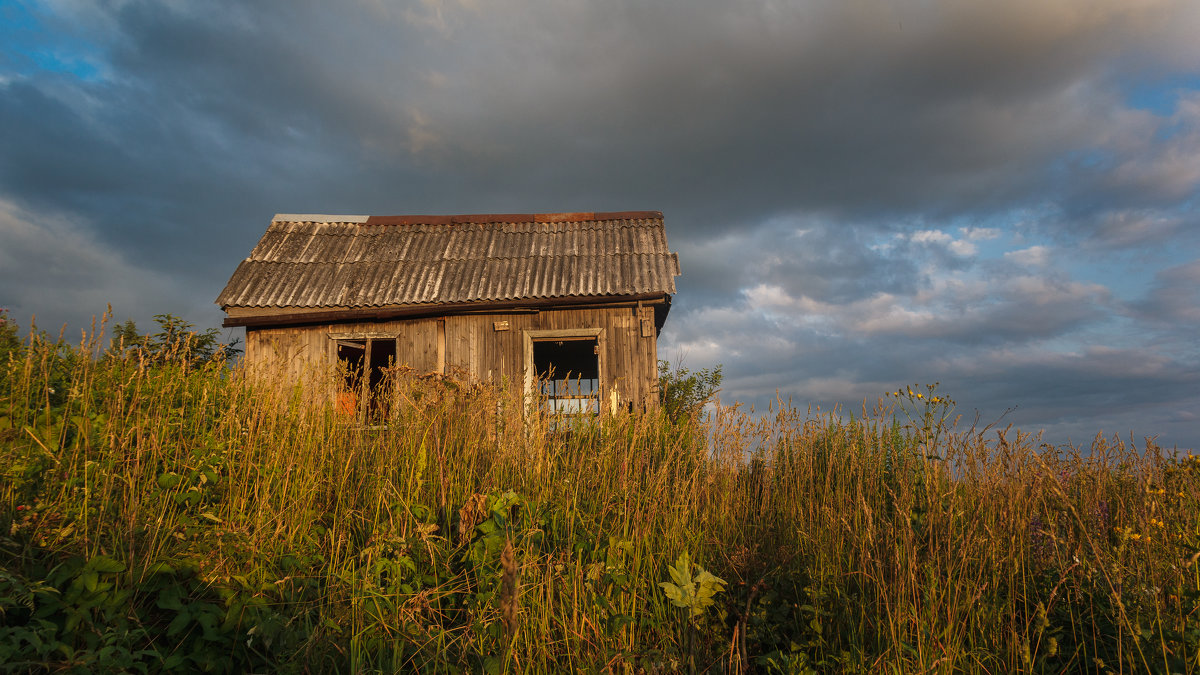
533 338 599 414
336 337 397 421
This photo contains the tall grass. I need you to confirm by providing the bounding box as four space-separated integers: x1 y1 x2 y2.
1 323 1198 673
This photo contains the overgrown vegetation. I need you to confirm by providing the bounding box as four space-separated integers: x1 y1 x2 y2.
658 360 722 422
2 311 1199 673
110 314 242 364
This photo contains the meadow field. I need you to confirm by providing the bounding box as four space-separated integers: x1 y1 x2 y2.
1 315 1198 673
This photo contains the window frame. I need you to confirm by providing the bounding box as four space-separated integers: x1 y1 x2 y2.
329 332 399 423
522 328 605 416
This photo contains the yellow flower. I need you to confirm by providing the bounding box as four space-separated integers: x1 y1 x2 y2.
907 389 914 396
916 393 924 399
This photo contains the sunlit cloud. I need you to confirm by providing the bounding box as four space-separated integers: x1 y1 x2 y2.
1004 245 1051 267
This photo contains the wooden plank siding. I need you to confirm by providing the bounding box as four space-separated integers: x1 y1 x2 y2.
243 305 660 411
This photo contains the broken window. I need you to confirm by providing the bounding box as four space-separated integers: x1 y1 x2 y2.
533 338 600 414
335 337 397 421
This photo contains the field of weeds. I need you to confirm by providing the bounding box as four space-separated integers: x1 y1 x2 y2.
2 315 1199 673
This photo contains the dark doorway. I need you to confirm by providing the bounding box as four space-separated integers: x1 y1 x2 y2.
533 338 599 414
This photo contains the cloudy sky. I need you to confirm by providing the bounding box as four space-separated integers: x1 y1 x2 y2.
3 0 1199 449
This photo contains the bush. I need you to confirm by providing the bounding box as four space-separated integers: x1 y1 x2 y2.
658 360 722 422
109 314 241 364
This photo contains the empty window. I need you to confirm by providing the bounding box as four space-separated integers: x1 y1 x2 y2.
533 338 599 414
335 337 397 421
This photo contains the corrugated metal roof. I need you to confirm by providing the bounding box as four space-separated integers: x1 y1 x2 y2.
216 212 680 309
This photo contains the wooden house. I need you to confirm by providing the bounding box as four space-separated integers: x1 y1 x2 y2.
215 211 680 414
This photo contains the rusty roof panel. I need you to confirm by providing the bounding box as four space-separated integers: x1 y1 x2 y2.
216 212 679 308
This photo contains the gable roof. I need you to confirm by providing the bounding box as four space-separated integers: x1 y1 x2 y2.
215 211 680 313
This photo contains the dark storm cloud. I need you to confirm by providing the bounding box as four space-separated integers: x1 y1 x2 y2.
4 2 433 265
393 1 1200 231
9 1 1199 253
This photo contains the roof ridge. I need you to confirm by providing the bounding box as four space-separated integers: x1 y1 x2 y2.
298 222 665 235
244 252 676 262
272 214 370 223
270 211 662 225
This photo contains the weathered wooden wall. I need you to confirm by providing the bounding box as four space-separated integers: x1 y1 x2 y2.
243 305 660 411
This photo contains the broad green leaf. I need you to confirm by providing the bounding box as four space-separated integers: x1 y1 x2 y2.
167 610 191 637
659 582 684 605
88 556 126 574
157 587 184 611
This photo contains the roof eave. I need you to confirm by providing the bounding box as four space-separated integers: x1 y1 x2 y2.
222 292 673 329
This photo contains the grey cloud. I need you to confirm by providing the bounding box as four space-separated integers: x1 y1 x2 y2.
673 218 921 311
928 346 1200 447
0 199 183 335
854 281 1109 344
1130 260 1200 324
668 302 1199 449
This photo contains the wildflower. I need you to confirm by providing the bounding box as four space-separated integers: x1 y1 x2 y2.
1130 533 1142 541
916 393 924 399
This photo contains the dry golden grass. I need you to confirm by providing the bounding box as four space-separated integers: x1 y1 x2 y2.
1 326 1198 672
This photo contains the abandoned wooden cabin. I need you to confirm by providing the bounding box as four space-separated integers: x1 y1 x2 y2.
215 211 680 414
